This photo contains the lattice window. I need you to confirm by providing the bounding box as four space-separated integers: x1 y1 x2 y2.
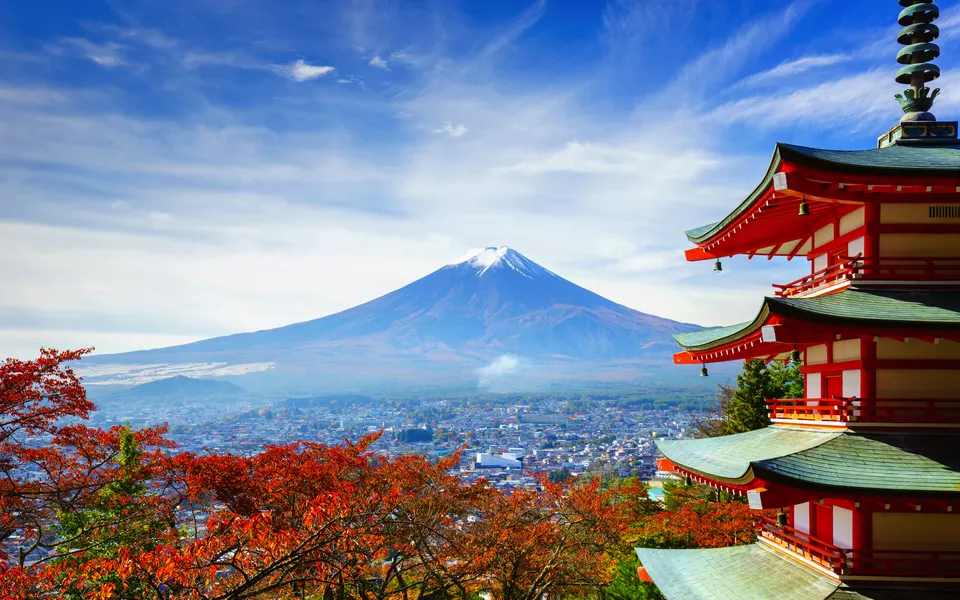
929 205 960 218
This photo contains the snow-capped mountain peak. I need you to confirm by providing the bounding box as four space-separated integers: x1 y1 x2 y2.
449 246 548 279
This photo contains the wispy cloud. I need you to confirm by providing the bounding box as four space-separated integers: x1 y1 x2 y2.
433 121 468 137
53 38 127 68
709 69 897 128
92 24 179 51
369 55 389 69
0 0 912 359
272 59 336 82
665 0 817 100
742 53 850 83
389 50 418 67
476 0 547 62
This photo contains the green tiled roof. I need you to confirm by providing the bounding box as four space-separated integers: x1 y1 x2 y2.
771 289 960 329
657 427 840 483
635 543 839 600
756 431 960 496
674 319 760 351
674 289 960 352
659 427 960 495
685 142 960 244
635 544 960 599
779 143 960 175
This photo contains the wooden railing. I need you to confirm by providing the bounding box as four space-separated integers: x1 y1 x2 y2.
773 257 860 298
759 517 960 578
773 256 960 297
855 256 960 281
767 397 960 424
758 516 846 574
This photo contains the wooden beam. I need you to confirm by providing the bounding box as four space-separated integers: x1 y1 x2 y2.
788 235 812 261
767 242 784 260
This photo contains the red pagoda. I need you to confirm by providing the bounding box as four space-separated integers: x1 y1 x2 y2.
636 2 960 598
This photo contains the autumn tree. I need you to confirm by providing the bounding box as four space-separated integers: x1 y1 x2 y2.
0 351 647 600
52 426 177 599
0 350 181 599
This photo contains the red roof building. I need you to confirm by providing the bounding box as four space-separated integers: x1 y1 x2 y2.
635 2 960 598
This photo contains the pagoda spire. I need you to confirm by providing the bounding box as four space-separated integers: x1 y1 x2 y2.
895 0 942 121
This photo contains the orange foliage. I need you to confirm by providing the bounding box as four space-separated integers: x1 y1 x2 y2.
0 350 635 599
0 350 760 599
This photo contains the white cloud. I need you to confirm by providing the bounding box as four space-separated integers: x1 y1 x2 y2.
388 50 417 66
433 121 467 137
93 24 179 51
369 55 389 69
709 69 897 128
664 0 815 100
476 354 521 387
0 2 899 361
55 38 127 68
272 59 336 82
743 53 850 83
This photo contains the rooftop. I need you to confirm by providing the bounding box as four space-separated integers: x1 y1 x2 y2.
657 426 960 495
636 543 960 600
674 288 960 353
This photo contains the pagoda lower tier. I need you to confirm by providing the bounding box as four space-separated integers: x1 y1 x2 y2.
637 427 960 598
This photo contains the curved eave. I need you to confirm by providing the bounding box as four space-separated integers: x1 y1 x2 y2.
674 305 771 352
684 142 960 253
655 427 840 486
685 146 784 244
675 289 960 363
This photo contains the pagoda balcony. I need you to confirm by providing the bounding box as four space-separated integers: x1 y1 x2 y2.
758 516 845 575
759 517 960 579
773 256 960 298
766 397 960 425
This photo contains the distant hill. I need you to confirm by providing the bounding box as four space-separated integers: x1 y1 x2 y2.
80 247 706 392
106 376 245 401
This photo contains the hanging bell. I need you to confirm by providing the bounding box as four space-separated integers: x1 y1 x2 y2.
777 510 789 527
700 365 709 377
790 347 802 364
798 200 810 217
713 260 723 272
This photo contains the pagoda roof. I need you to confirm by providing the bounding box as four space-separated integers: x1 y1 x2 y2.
657 427 960 496
635 544 960 600
779 142 960 175
675 288 960 353
635 544 839 599
684 142 960 258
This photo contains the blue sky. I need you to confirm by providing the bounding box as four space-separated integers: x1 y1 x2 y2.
3 0 960 358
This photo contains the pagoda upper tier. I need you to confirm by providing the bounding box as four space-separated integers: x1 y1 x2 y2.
685 140 960 269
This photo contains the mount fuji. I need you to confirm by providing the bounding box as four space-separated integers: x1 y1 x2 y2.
79 247 703 392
